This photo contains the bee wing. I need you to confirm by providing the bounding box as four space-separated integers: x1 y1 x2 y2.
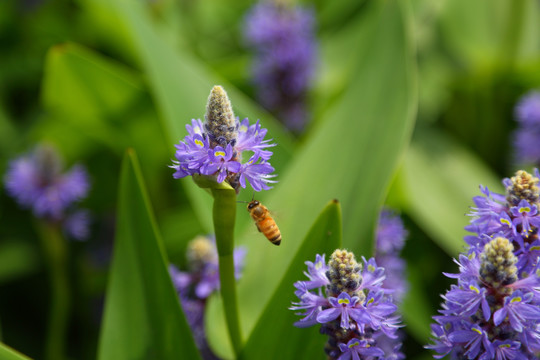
255 222 263 233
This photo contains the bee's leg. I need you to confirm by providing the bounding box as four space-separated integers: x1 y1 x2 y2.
255 222 263 233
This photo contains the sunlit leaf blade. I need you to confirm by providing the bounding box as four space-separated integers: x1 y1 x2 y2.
397 130 502 256
0 343 32 360
439 0 540 68
97 149 201 360
41 42 146 153
220 0 416 350
239 200 342 360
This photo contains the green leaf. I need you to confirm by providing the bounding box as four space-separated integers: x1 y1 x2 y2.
439 0 540 68
397 130 502 256
209 1 417 353
41 42 147 154
97 149 201 360
0 343 32 360
239 200 342 360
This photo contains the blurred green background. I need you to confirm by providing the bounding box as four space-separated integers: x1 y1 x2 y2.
0 0 539 359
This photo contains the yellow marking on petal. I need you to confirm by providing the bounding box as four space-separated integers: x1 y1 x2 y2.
368 264 375 273
510 297 522 303
215 151 226 157
531 245 540 251
348 341 360 349
519 207 531 213
195 139 204 147
367 298 374 305
240 125 248 132
472 327 482 335
469 285 480 293
499 344 511 349
338 298 350 305
194 127 202 134
500 218 511 226
315 262 322 270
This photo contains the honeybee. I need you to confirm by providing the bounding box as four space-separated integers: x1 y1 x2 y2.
247 200 281 246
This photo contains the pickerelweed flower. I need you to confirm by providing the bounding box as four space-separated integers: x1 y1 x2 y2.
244 1 317 133
427 169 540 359
170 86 277 192
4 144 91 240
169 235 246 359
512 90 540 165
291 249 403 360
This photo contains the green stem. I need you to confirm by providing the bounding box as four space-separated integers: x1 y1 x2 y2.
211 188 242 356
37 221 70 360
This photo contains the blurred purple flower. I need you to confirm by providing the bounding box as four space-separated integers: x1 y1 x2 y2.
4 144 91 240
513 91 540 164
244 1 317 132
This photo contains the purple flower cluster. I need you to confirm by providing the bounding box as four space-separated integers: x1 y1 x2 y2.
427 170 540 359
290 249 403 360
244 1 316 132
170 86 277 192
512 91 540 164
4 144 90 240
169 235 246 359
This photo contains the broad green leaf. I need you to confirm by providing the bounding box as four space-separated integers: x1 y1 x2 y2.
40 42 151 156
239 200 342 360
39 42 172 197
42 42 145 120
97 149 200 360
439 0 540 68
0 343 32 360
396 130 502 256
208 0 416 355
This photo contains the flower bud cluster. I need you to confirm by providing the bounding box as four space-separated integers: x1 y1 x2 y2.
170 86 277 192
4 144 91 240
427 170 540 359
290 249 402 360
169 235 246 359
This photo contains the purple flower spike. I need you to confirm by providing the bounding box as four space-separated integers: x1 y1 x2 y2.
244 1 317 132
291 249 403 359
428 169 540 359
4 145 91 240
171 86 277 192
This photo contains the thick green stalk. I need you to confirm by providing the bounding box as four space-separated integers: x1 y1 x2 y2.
211 188 242 356
37 221 70 360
